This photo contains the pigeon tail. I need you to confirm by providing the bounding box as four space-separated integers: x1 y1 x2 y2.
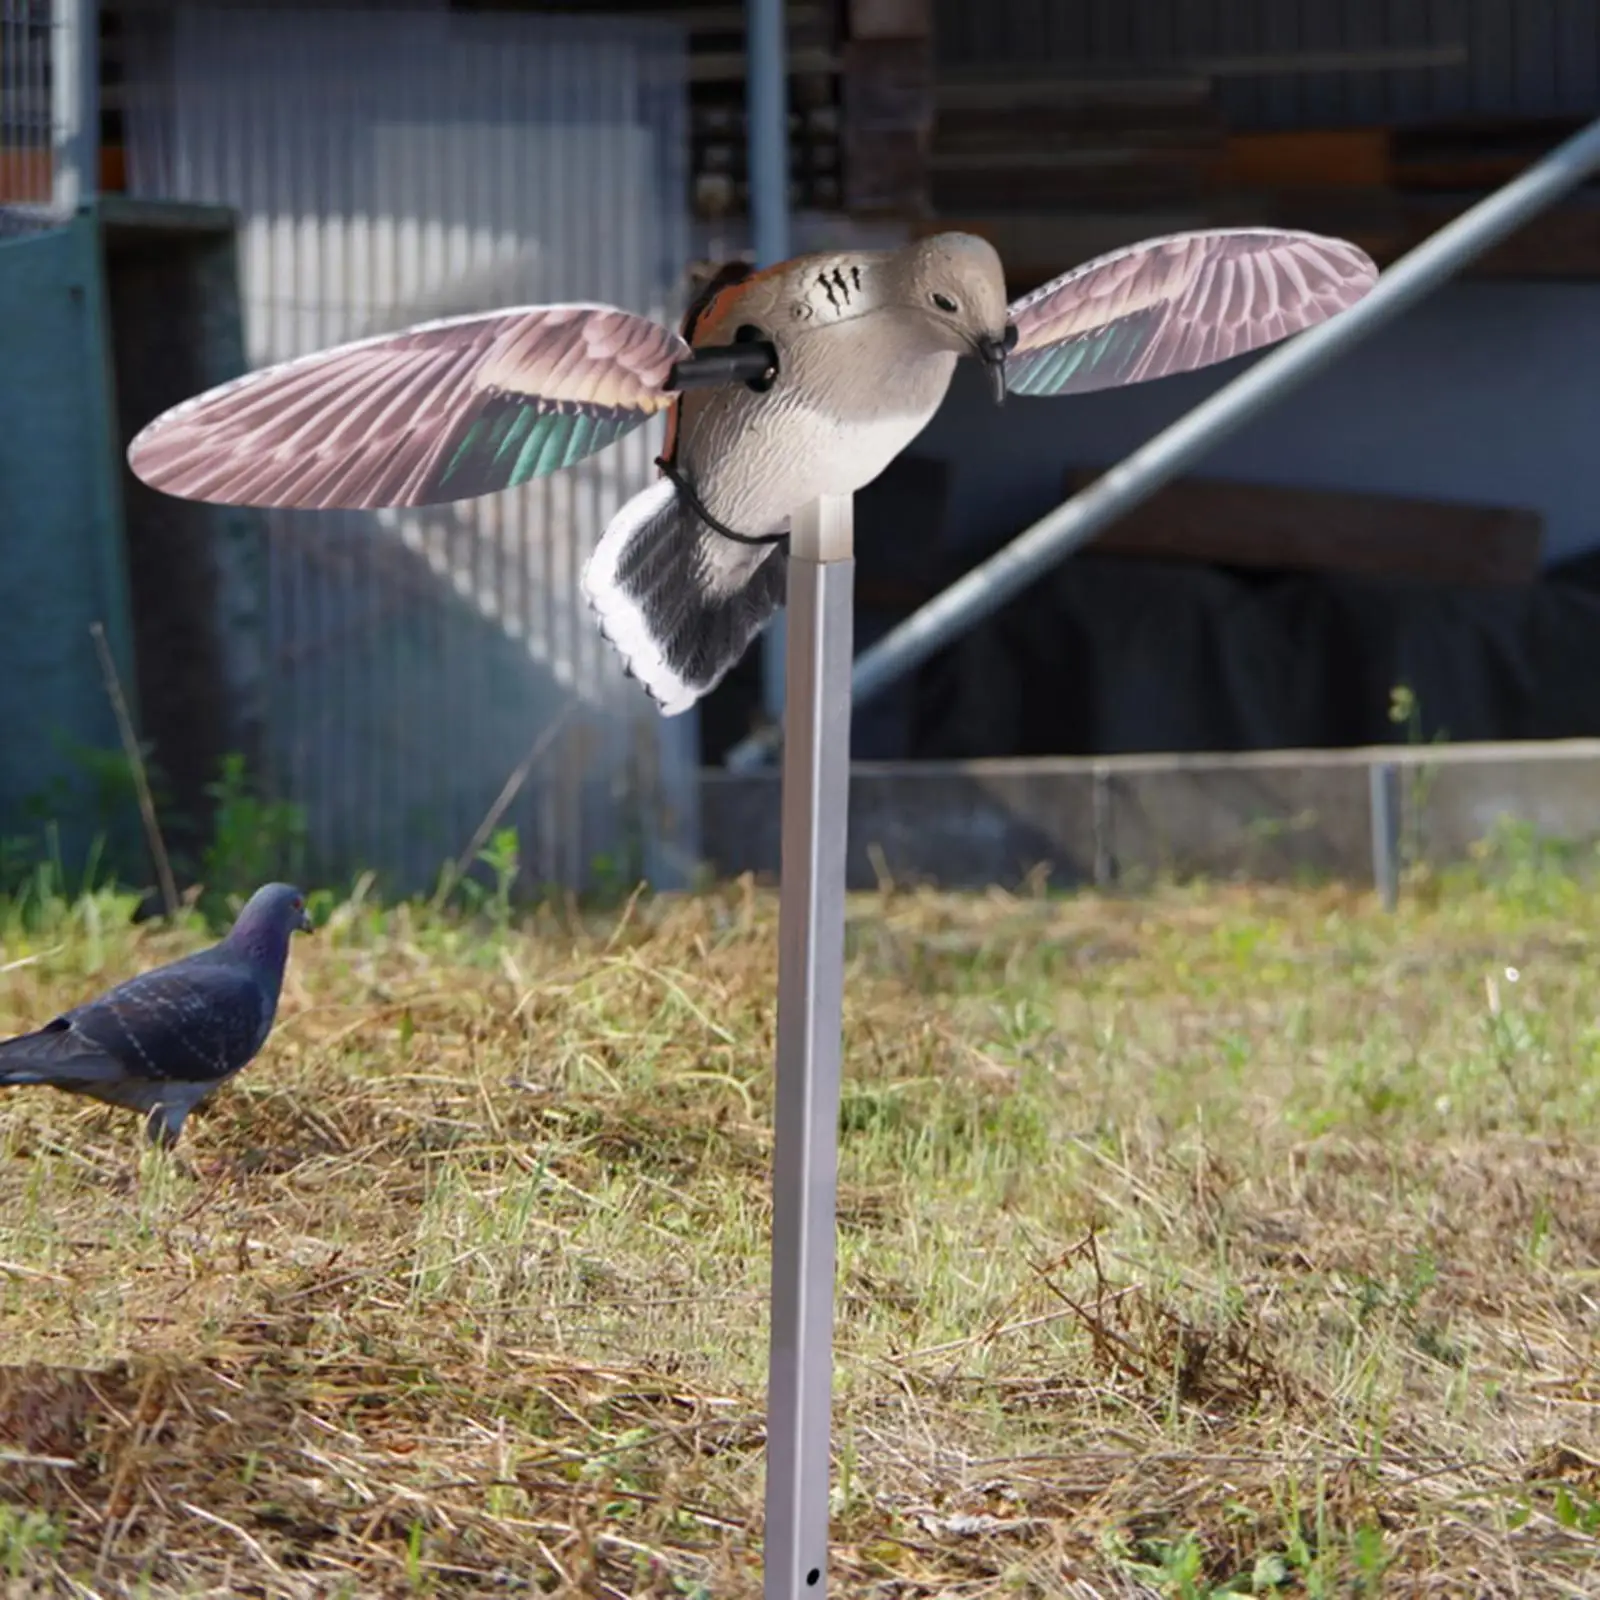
0 1022 221 1137
582 477 788 716
0 1020 128 1091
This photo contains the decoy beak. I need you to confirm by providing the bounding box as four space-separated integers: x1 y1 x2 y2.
975 326 1017 405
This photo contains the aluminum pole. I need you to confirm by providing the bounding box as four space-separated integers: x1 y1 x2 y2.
51 0 96 214
725 112 1600 772
746 0 792 725
763 495 853 1599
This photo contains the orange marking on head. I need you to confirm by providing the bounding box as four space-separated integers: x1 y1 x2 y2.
692 259 794 347
657 256 794 473
680 260 754 342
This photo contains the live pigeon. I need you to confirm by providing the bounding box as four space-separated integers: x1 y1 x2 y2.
0 882 313 1148
124 228 1378 715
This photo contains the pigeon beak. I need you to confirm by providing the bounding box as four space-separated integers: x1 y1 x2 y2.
975 327 1016 405
297 909 315 935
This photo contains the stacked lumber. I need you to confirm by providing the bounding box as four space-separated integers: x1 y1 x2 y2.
927 112 1600 292
452 6 1600 273
839 0 933 216
929 70 1225 217
1218 116 1600 280
683 2 842 221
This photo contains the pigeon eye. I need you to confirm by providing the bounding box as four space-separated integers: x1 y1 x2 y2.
931 292 958 313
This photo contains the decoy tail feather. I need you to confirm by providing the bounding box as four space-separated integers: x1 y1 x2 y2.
581 478 787 716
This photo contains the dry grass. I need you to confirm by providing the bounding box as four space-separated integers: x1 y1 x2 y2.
3 845 1600 1596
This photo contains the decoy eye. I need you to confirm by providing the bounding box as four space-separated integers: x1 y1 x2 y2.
931 292 958 313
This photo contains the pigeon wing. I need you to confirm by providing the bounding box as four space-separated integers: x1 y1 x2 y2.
64 965 270 1084
128 303 691 511
1005 229 1378 399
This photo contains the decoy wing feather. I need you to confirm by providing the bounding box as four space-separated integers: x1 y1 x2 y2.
127 303 691 510
1005 229 1379 398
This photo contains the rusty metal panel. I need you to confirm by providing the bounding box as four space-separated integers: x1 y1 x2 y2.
1 0 66 231
122 5 696 895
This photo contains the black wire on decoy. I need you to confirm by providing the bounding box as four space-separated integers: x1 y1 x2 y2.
654 455 788 549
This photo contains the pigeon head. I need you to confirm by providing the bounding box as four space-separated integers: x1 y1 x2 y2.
893 232 1013 403
226 882 314 966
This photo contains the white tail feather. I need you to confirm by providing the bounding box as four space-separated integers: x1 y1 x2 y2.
581 479 699 717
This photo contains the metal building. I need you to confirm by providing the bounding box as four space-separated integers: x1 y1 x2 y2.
112 3 698 896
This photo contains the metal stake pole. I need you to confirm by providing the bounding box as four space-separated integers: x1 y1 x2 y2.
763 495 854 1599
746 0 793 726
1369 760 1401 912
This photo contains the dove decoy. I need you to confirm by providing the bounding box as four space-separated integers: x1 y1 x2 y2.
123 227 1378 717
0 882 314 1148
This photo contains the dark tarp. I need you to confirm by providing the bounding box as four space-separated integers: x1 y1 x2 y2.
909 553 1600 759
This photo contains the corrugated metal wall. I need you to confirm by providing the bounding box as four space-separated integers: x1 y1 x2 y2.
120 4 699 897
935 0 1600 128
1 0 64 232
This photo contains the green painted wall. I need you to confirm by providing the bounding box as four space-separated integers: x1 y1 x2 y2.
0 211 141 886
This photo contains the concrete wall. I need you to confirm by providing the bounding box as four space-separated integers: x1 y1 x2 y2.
915 279 1600 568
702 740 1600 891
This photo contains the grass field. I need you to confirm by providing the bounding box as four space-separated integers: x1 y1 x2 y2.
3 836 1600 1597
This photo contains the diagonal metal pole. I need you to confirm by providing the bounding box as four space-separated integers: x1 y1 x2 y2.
724 111 1600 773
763 495 853 1599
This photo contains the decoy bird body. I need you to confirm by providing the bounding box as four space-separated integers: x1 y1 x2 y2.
0 882 313 1147
124 225 1380 719
585 233 1013 712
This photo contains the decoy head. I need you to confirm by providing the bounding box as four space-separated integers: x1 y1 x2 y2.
892 231 1014 403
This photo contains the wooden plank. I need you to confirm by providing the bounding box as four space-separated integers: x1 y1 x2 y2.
1391 116 1596 189
1216 129 1393 190
843 128 928 214
1061 470 1545 587
689 46 836 80
930 160 1212 214
461 0 826 21
1261 188 1600 277
931 45 1466 111
936 100 1223 146
914 212 1216 293
847 0 930 40
936 74 1215 112
1408 200 1600 277
842 36 931 215
927 184 1600 286
841 37 933 130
